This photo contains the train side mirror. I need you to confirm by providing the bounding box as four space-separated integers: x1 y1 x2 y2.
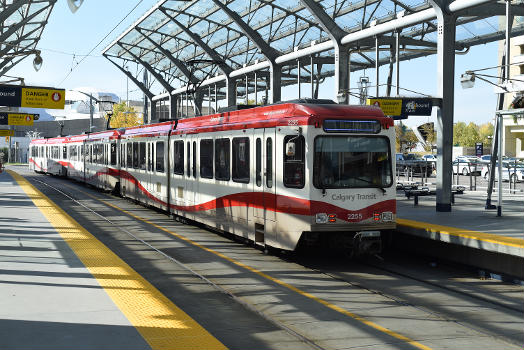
286 142 296 157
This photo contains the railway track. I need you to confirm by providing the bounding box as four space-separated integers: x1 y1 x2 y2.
21 169 524 350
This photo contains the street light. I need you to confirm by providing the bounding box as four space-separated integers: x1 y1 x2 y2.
67 0 84 13
32 51 43 72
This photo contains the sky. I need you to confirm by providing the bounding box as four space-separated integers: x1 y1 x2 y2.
8 0 502 125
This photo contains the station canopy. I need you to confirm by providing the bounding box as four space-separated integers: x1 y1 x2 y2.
0 0 56 80
103 0 524 105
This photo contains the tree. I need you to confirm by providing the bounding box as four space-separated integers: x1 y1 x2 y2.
107 102 142 128
478 122 494 146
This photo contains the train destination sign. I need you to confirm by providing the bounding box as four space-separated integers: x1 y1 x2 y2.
367 98 434 120
0 112 39 126
0 84 65 109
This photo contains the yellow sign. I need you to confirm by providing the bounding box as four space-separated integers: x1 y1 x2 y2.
0 130 14 137
8 113 34 126
366 98 402 116
21 87 65 109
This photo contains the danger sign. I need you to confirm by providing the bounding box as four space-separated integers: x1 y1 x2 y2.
52 92 62 102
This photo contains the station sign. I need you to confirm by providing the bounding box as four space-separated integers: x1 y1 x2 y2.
367 97 434 120
0 84 65 109
0 112 39 126
0 130 14 136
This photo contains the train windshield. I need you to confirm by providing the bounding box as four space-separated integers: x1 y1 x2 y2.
313 136 392 189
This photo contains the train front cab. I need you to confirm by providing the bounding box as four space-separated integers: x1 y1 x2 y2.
275 113 396 256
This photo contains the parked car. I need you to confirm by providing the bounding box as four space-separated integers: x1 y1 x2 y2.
396 153 433 176
452 158 480 175
481 163 524 182
479 155 491 164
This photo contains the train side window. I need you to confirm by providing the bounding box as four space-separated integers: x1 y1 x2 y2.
133 142 139 168
126 143 132 168
139 142 146 170
232 137 249 183
192 141 196 178
99 144 103 164
110 142 117 166
156 141 165 173
200 139 213 179
173 141 184 175
63 146 67 159
89 145 93 163
256 138 262 187
147 143 151 171
266 138 273 188
215 138 230 181
186 142 191 177
283 135 305 188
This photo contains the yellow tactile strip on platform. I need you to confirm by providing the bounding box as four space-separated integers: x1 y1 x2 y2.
8 170 227 350
397 218 524 249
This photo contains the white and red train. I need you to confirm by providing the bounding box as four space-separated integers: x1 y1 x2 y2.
29 102 396 255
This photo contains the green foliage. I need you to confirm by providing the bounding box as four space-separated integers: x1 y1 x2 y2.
107 102 142 129
453 121 494 147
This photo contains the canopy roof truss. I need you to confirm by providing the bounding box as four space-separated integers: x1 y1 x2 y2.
0 0 56 79
103 0 524 108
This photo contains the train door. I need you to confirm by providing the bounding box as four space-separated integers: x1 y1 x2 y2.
184 136 195 213
252 128 276 244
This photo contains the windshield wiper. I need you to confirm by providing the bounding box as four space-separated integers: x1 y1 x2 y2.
348 176 387 194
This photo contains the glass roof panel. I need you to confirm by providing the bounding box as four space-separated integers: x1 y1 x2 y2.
104 0 519 98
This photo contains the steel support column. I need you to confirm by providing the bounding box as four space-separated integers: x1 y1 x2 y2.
335 46 350 104
269 64 281 104
431 1 456 212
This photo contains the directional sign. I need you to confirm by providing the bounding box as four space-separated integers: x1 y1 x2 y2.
0 112 38 126
0 84 65 109
0 130 14 136
367 97 434 120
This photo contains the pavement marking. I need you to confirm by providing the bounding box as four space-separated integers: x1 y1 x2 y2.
67 182 434 350
8 170 227 350
397 218 524 248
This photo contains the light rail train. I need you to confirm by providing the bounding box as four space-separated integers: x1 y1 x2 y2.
29 102 396 255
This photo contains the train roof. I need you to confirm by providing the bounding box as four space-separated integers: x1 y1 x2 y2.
30 103 392 143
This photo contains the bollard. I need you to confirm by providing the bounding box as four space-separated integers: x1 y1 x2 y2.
451 192 455 204
414 194 419 206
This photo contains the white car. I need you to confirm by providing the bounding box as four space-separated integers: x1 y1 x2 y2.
452 158 480 175
482 163 524 182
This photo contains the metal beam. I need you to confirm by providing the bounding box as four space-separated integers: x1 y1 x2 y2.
0 0 31 23
104 54 154 100
0 3 53 43
457 2 524 17
430 0 456 212
299 0 347 42
117 43 173 94
159 6 232 76
135 27 197 85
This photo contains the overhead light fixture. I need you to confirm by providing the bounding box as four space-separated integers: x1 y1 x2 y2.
67 0 84 13
460 72 475 89
33 51 43 71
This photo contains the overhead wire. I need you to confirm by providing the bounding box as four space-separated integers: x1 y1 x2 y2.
56 0 144 86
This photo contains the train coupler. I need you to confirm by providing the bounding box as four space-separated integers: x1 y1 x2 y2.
352 231 382 257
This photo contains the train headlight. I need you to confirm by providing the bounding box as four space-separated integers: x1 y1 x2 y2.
315 213 328 224
381 212 394 222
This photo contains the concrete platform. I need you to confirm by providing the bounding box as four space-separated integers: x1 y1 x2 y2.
396 189 524 278
0 169 225 350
